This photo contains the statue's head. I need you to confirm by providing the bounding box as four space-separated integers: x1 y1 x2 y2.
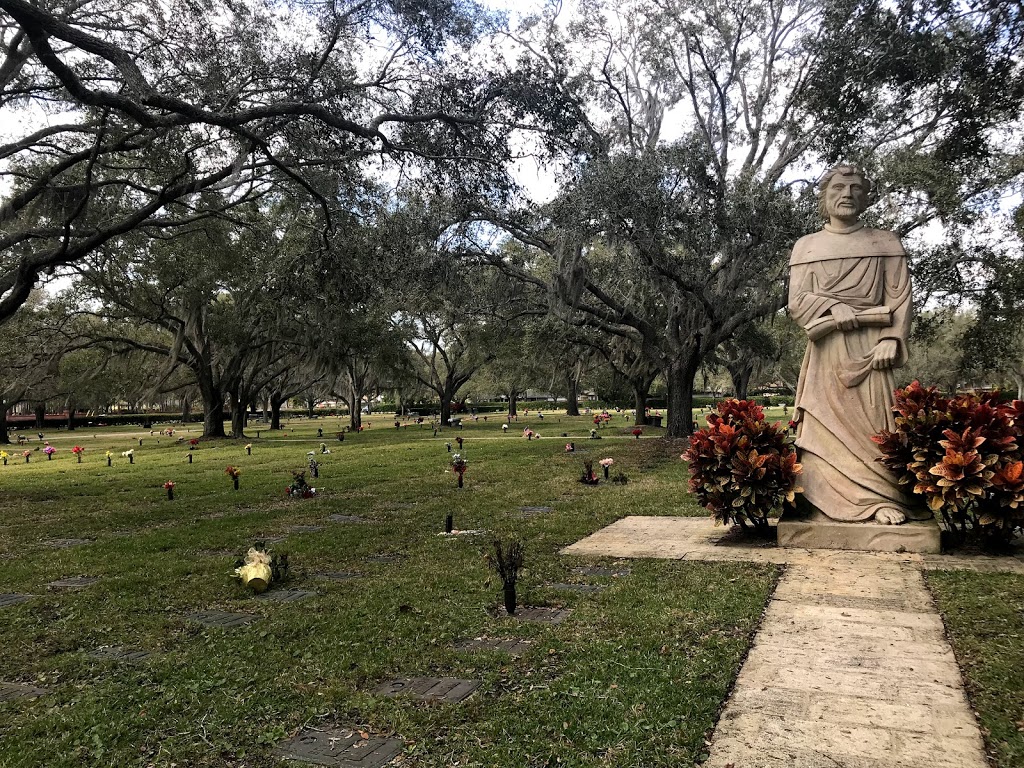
817 164 875 221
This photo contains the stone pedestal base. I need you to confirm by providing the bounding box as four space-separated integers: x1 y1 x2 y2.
777 508 941 554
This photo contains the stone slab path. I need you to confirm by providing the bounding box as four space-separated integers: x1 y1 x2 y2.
563 516 1024 768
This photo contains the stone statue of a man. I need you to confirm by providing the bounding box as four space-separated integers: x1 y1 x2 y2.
788 165 928 526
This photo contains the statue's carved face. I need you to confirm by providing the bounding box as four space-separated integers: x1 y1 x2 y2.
824 173 868 220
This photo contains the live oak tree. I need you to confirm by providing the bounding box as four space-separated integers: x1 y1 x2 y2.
479 0 1024 437
0 0 544 324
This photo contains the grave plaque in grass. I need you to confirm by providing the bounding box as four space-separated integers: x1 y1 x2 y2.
571 566 631 578
88 646 151 662
286 525 325 533
42 538 91 548
273 728 404 768
547 583 605 593
256 589 316 603
316 571 361 582
517 506 553 515
456 637 533 655
47 576 99 589
0 683 49 702
0 593 33 609
373 676 481 703
328 514 368 523
365 554 404 564
511 607 573 624
184 610 258 628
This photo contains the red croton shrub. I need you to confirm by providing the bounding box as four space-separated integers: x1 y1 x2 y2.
683 399 802 533
872 381 1024 548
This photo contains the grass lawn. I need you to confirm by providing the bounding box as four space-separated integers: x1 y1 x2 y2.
0 412 778 767
926 570 1024 768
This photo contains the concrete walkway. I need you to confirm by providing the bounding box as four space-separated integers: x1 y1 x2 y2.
562 516 1024 767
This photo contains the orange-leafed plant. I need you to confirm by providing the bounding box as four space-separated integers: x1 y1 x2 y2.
683 399 802 534
873 382 1024 548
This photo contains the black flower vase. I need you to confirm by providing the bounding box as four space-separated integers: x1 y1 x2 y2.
246 446 251 456
233 477 239 491
47 453 52 461
107 456 111 467
503 584 517 615
457 473 463 488
445 514 453 533
167 488 174 501
77 455 81 464
128 455 134 464
604 466 610 480
188 454 193 464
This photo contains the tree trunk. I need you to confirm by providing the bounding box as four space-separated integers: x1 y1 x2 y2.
565 375 580 416
439 397 452 425
507 390 518 417
1014 370 1024 400
0 403 9 444
728 362 753 401
633 383 650 426
270 394 285 430
347 393 362 430
666 355 701 439
181 394 192 423
66 405 77 431
199 380 226 438
229 391 246 438
34 402 45 429
306 397 316 419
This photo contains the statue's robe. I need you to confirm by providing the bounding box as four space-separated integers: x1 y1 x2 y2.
788 224 926 522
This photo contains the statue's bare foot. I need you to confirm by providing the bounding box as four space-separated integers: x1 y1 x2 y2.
875 507 906 525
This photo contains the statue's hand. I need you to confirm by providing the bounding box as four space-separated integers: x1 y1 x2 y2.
830 303 859 331
870 339 899 370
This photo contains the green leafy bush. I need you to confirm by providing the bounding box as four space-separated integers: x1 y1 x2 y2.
683 399 801 533
873 381 1024 548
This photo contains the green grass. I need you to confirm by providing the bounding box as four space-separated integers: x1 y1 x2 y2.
926 570 1024 768
0 413 777 767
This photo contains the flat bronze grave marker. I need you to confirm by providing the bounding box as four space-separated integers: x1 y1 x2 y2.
88 646 151 662
0 594 33 609
273 728 404 767
0 683 48 702
373 676 480 704
286 525 325 533
47 576 99 589
329 514 368 523
43 538 92 548
316 571 361 581
365 554 404 564
456 637 533 655
511 607 573 624
571 566 631 578
184 610 258 628
547 583 605 593
256 589 316 603
518 506 553 515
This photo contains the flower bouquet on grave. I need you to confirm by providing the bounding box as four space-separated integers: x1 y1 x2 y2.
523 428 534 440
486 538 525 616
44 444 56 460
451 453 468 488
225 465 241 490
122 449 135 464
72 445 84 463
319 443 330 454
23 450 31 463
286 470 316 499
163 481 175 500
564 442 575 453
189 438 200 450
1 450 7 466
105 450 113 466
234 544 289 593
632 427 643 439
599 457 614 479
580 459 599 485
245 443 252 456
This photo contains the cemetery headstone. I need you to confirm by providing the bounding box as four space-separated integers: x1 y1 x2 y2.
547 583 605 593
47 577 99 589
456 637 533 655
88 646 151 662
571 566 631 578
373 676 481 703
0 683 49 702
329 514 368 523
273 728 404 768
316 571 361 581
0 593 33 608
256 589 315 602
42 538 91 548
510 607 573 624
